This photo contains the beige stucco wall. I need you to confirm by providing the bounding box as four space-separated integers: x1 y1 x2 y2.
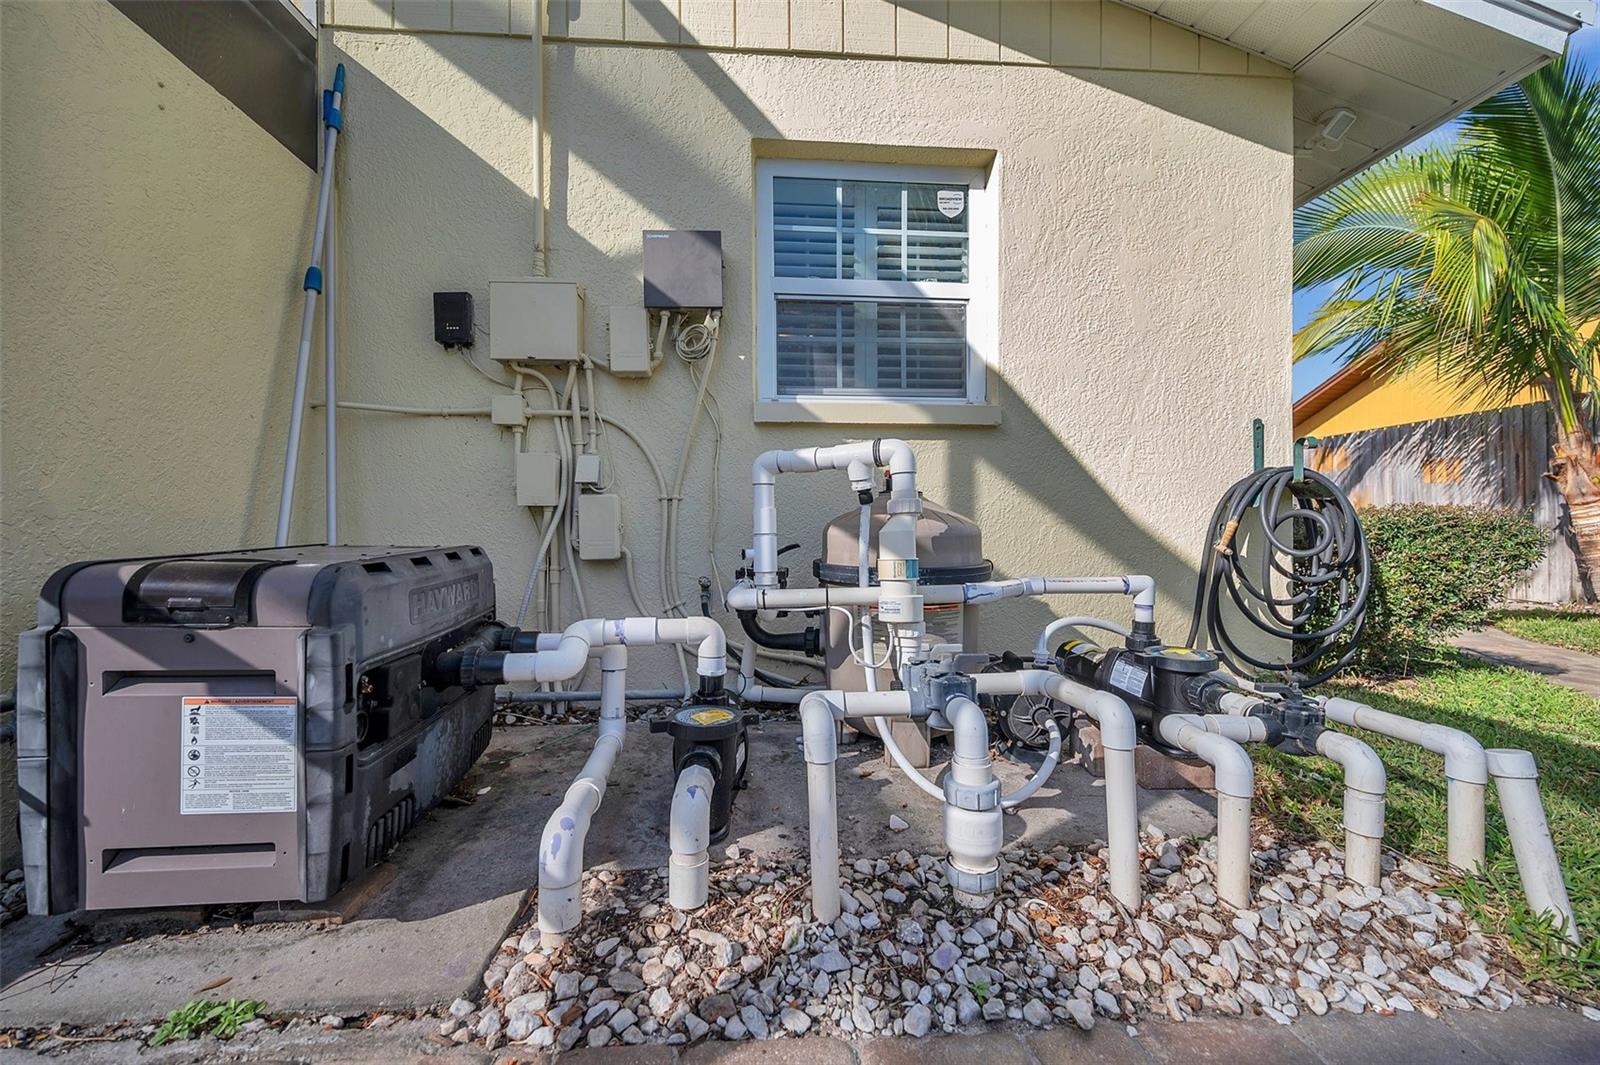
326 20 1294 686
0 0 321 688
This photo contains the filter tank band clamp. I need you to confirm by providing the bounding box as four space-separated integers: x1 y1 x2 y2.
944 775 1000 812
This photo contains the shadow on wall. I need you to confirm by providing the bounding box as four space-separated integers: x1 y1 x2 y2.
322 27 1287 681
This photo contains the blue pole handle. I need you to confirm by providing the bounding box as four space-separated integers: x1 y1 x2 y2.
332 63 346 95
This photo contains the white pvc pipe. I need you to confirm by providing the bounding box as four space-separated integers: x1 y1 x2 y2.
536 645 627 944
1316 731 1386 888
1033 616 1132 664
750 438 918 588
972 671 1140 910
942 697 1004 906
799 688 915 922
1486 748 1579 945
728 575 1155 615
669 763 715 911
1158 714 1253 908
276 65 344 546
500 616 727 683
1323 696 1487 872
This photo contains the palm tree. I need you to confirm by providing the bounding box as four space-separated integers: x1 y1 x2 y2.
1294 54 1600 596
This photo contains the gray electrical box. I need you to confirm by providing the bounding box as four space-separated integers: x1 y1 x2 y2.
643 230 723 310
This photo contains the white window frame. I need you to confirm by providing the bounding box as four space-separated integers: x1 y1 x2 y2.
756 158 997 409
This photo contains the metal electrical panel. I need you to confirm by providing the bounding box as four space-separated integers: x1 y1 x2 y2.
643 230 723 309
577 493 622 560
489 278 586 362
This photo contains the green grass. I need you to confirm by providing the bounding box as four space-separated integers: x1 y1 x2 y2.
1492 608 1600 655
1252 651 1600 997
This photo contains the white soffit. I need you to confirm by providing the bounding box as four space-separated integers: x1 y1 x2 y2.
1119 1 1595 203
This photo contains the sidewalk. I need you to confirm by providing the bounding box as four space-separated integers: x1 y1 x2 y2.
1452 628 1600 699
7 1007 1595 1064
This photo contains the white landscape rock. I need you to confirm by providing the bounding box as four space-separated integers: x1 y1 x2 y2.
460 832 1535 1052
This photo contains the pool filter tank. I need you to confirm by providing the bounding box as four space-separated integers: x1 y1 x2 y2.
814 492 991 765
16 545 500 915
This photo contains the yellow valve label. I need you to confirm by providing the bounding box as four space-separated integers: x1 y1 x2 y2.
690 708 736 726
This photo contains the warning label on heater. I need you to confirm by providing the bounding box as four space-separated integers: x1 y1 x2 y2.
179 697 299 815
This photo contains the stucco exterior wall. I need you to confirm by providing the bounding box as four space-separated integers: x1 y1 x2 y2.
327 26 1294 685
0 0 321 688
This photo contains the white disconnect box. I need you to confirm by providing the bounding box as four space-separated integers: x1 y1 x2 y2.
490 394 525 426
516 450 561 508
489 278 586 363
608 306 653 377
577 493 622 560
573 452 602 485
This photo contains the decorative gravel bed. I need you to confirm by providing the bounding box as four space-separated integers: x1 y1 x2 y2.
445 827 1543 1052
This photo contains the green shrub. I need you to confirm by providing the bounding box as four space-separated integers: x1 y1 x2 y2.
1351 504 1545 670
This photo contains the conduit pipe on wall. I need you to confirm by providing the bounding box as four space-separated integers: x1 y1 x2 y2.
1157 714 1254 909
324 188 338 544
972 670 1141 910
799 689 917 922
536 645 626 944
529 0 546 276
669 763 716 911
276 64 345 546
1314 731 1386 888
1322 696 1487 872
1486 748 1580 945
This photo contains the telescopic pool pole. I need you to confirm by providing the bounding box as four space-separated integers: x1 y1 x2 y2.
276 63 345 546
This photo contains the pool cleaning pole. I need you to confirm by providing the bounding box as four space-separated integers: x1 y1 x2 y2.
276 63 345 546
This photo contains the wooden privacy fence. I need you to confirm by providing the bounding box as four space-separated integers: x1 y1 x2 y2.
1312 402 1596 604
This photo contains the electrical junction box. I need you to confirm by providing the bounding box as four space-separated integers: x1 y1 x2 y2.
490 395 526 427
573 453 602 486
433 291 474 348
489 278 586 363
516 450 562 508
643 230 723 310
608 305 653 377
577 493 622 560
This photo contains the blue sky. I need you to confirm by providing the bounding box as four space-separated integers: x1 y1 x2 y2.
1291 25 1600 400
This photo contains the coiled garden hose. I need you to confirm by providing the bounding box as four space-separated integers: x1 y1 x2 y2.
1186 466 1370 687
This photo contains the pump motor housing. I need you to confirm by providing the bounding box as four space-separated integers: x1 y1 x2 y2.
16 544 498 915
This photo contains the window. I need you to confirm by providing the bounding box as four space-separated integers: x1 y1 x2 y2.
756 160 996 412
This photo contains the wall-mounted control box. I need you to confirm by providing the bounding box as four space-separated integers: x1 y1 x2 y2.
608 306 653 377
433 291 474 348
643 230 722 310
489 278 586 362
577 493 622 560
516 450 561 508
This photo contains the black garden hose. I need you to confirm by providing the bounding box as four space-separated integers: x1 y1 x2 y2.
1186 466 1370 687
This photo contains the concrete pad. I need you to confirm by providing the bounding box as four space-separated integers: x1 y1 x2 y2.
859 1030 1036 1065
0 719 1213 1031
1284 1010 1484 1064
1026 1025 1152 1063
681 1037 855 1064
1136 1015 1310 1064
0 735 547 1027
1438 1005 1600 1064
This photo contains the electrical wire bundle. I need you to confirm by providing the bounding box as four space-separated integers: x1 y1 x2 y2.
1186 466 1371 687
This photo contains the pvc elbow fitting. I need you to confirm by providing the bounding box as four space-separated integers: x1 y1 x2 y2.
800 692 842 764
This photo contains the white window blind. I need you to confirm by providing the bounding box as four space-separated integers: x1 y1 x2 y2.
757 161 994 407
